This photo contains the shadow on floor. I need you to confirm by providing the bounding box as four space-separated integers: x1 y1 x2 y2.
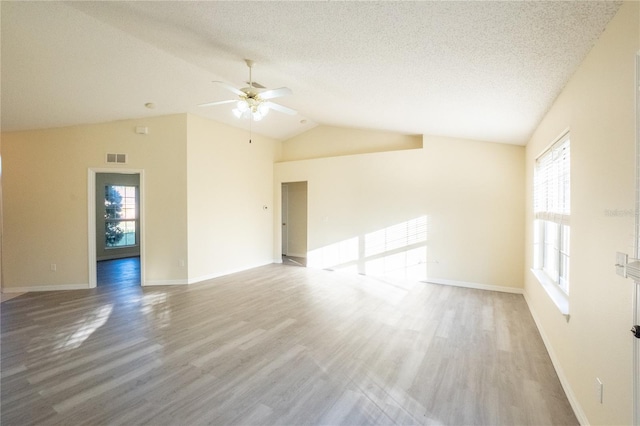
282 255 306 267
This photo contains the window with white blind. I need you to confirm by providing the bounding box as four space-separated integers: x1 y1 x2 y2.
534 132 570 296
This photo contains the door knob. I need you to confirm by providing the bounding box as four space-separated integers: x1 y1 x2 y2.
632 325 640 339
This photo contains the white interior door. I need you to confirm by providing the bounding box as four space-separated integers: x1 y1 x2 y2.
281 183 289 256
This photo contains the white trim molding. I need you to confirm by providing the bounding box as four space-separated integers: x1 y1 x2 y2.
531 268 569 316
2 283 90 293
144 280 188 286
523 291 588 425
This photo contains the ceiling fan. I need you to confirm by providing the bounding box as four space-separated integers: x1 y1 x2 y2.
199 59 297 121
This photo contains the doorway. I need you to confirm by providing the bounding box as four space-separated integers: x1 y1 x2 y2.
281 182 308 267
96 173 140 287
88 169 145 288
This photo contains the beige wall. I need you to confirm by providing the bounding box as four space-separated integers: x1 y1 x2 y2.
186 114 278 282
2 113 280 290
280 125 422 162
2 114 188 289
275 133 525 290
524 2 639 424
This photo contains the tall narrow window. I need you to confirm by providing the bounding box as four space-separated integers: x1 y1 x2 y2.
105 185 138 248
534 133 570 293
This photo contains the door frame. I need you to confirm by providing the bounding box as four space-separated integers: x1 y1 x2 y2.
281 183 289 256
88 168 145 288
280 181 308 259
633 50 640 426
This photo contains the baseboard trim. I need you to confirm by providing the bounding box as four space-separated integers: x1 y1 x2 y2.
187 260 274 285
1 283 90 293
423 277 524 294
144 280 187 286
523 292 588 426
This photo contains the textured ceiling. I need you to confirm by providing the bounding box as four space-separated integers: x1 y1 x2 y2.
1 1 622 145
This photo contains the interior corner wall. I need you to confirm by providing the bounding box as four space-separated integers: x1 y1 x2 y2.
1 114 189 290
275 134 525 290
524 2 639 425
185 114 278 283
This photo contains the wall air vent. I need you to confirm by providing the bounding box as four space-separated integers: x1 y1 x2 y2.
106 153 127 164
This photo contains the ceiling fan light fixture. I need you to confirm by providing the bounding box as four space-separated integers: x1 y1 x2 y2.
200 59 297 124
237 99 249 112
257 102 269 116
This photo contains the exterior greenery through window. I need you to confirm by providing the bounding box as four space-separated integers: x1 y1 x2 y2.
534 133 570 294
105 185 137 248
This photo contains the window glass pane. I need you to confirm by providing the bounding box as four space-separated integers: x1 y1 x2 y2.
105 220 136 247
104 184 137 248
561 225 570 255
559 253 569 292
543 221 559 280
105 207 117 219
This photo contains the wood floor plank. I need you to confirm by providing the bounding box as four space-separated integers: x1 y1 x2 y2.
1 263 578 425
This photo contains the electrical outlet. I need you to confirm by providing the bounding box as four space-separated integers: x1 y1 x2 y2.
50 263 57 272
596 378 603 404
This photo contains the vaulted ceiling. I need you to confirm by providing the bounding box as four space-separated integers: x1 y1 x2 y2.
1 1 622 145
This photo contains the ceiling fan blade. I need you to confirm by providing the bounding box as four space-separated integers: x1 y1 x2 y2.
198 99 237 107
213 81 245 97
259 87 293 100
266 102 297 115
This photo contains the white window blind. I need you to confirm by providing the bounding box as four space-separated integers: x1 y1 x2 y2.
534 132 570 294
535 136 570 222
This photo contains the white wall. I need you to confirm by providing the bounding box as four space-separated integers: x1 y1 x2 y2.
524 2 639 424
186 114 278 283
2 114 189 290
276 131 525 290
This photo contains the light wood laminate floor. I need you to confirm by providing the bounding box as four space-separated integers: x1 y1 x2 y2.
1 264 577 425
97 256 141 288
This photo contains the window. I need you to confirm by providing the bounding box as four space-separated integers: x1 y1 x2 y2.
104 185 138 248
534 132 570 295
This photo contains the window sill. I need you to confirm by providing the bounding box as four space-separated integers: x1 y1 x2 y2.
106 245 139 250
531 268 569 317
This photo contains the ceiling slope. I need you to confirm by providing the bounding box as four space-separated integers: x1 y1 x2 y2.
1 1 622 144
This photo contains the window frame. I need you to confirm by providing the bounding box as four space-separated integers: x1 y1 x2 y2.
104 185 139 249
532 131 571 314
